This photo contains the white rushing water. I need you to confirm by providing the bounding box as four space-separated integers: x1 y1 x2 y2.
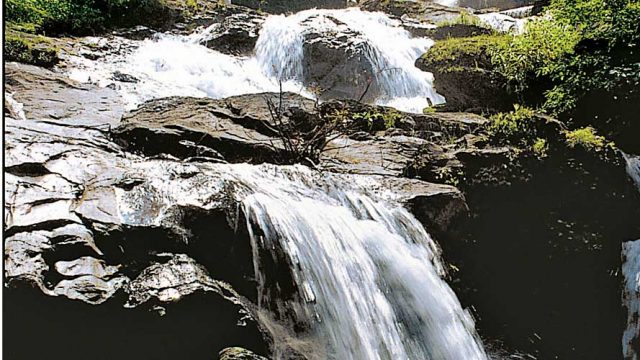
622 240 640 360
623 153 640 360
68 8 443 113
221 164 487 360
623 153 640 191
255 8 444 111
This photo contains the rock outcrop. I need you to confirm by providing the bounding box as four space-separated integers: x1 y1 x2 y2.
416 35 514 113
196 9 265 56
433 141 640 359
301 14 377 101
359 0 467 24
5 62 125 126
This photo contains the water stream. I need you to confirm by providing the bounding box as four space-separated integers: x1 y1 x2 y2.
68 8 443 113
65 6 492 358
222 164 488 360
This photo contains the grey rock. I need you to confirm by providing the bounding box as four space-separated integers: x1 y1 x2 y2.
301 14 377 102
4 62 125 126
198 10 265 56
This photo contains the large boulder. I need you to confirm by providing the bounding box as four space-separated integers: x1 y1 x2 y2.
196 8 266 56
300 14 378 102
416 35 514 113
3 116 271 359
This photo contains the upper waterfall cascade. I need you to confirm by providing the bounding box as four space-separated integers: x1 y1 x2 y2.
222 164 487 360
68 8 443 113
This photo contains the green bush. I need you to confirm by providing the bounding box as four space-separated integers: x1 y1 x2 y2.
490 18 580 93
420 34 509 83
5 0 157 35
487 104 538 147
489 0 639 145
4 32 59 67
564 127 607 151
532 138 549 158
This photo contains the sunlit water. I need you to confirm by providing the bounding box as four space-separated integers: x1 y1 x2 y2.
67 8 443 113
220 164 487 360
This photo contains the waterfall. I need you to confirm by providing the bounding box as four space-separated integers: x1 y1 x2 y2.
623 153 640 191
623 240 640 360
623 152 640 360
67 8 443 113
221 164 487 360
255 8 444 112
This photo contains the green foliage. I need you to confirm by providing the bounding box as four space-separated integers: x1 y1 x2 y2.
564 127 608 151
542 0 640 118
487 104 538 147
4 31 59 67
436 11 487 28
5 0 157 34
351 109 402 129
424 34 507 66
490 18 580 92
488 0 640 143
532 138 548 158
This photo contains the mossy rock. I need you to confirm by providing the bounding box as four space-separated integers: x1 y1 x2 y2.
425 24 494 40
416 35 515 113
4 30 60 68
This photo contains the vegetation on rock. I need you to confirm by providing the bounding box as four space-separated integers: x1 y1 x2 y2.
487 105 538 147
4 28 60 67
494 0 639 150
564 126 609 151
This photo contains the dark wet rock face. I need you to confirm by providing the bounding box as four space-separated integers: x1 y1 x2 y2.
197 10 265 56
300 14 378 102
434 146 640 359
416 35 514 113
112 93 314 163
3 114 271 358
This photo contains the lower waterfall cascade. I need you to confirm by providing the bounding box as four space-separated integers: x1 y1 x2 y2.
223 164 488 360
